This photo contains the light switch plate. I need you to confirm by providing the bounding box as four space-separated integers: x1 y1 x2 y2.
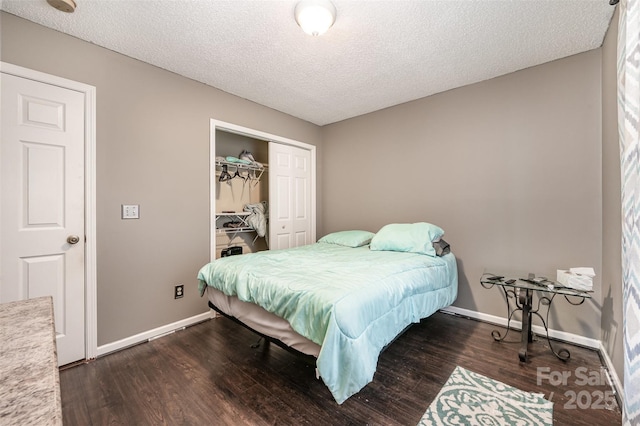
121 204 140 219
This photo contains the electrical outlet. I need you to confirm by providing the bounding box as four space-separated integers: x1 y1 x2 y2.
174 284 184 299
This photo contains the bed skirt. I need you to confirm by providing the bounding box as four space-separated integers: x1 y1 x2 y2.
206 286 321 357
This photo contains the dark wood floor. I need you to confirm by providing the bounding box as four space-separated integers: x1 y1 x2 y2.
60 312 622 425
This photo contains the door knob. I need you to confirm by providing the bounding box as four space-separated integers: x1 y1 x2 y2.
67 235 80 244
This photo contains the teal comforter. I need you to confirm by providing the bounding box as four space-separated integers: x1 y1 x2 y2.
197 242 458 404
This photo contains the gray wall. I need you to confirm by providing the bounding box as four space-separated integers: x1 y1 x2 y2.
322 50 604 339
0 12 323 345
1 10 622 371
601 7 624 378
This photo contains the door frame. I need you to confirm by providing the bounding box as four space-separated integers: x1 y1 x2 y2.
1 62 97 361
209 119 316 259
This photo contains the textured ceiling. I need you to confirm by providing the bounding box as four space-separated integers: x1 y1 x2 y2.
1 0 615 126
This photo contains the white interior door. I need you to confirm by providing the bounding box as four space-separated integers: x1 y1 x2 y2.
1 72 86 365
269 142 311 249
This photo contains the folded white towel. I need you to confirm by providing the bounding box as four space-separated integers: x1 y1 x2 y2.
569 267 596 277
557 269 593 291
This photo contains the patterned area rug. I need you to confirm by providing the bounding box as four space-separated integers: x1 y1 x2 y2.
418 366 553 425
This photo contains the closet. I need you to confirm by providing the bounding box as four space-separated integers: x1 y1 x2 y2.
213 130 269 258
210 119 316 260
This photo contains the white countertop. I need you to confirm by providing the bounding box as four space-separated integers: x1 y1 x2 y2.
0 296 63 425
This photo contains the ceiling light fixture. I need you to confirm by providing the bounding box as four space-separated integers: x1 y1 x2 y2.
47 0 76 13
294 0 336 36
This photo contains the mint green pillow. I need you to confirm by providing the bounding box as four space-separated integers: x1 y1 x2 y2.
370 222 445 256
318 230 375 247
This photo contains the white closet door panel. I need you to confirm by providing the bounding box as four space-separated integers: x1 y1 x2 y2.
276 175 292 222
292 150 311 244
294 177 308 218
269 142 311 249
276 234 292 250
294 232 307 247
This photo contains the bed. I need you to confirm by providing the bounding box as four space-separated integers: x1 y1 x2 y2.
197 224 458 404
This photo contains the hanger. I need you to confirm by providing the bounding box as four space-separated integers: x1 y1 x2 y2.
218 164 233 182
232 168 249 182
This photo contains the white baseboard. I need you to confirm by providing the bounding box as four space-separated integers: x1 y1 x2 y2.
598 340 625 404
440 306 600 349
96 310 213 357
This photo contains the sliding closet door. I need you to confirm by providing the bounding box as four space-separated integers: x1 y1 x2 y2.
269 142 311 250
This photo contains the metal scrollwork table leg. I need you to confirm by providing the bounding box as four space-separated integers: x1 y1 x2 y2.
486 281 584 362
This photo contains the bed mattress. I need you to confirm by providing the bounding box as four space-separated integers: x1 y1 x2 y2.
206 285 321 357
198 242 457 403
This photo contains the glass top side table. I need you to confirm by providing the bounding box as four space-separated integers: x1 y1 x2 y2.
480 269 592 362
